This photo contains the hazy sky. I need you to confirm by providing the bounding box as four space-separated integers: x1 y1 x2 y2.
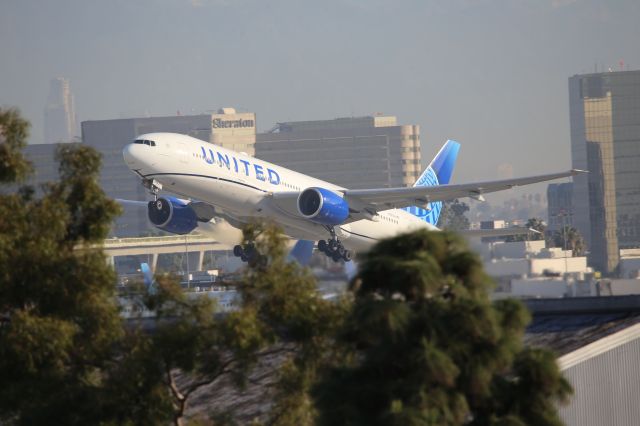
2 0 639 194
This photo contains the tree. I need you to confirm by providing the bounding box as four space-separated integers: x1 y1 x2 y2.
0 108 32 183
0 109 123 424
313 229 572 426
506 217 546 242
552 226 585 257
234 222 348 426
437 199 470 231
102 222 347 426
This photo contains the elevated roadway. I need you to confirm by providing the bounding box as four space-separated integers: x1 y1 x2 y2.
100 234 233 272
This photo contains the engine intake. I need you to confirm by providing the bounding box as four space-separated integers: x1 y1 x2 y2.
297 188 349 226
148 196 198 235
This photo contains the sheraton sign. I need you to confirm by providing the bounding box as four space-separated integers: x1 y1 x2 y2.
212 118 255 129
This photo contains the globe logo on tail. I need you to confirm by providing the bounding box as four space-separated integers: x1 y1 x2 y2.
404 167 442 226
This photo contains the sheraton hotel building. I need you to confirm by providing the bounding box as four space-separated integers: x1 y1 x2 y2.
24 109 422 237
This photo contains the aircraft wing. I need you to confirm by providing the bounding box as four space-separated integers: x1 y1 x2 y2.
343 169 585 211
458 227 540 238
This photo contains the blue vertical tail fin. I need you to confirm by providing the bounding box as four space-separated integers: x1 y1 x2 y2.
140 262 154 290
287 240 315 266
404 140 460 226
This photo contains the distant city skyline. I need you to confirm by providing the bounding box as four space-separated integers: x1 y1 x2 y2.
44 77 76 144
2 0 639 202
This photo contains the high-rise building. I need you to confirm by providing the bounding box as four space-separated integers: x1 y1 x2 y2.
255 115 421 189
547 182 573 233
44 78 77 144
569 70 640 274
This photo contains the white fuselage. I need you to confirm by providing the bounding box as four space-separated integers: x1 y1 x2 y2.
123 133 436 252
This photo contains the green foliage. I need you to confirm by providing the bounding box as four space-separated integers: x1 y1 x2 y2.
0 110 123 425
101 275 222 425
0 108 32 183
551 226 585 257
313 229 572 426
236 222 349 425
102 222 347 425
437 199 471 231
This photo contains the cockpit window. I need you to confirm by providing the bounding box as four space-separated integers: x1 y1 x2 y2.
133 139 156 146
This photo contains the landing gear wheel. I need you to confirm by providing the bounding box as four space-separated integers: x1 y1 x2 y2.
328 239 338 252
317 240 328 253
332 252 342 262
342 250 353 262
240 255 248 262
337 245 345 257
244 244 256 259
233 245 244 257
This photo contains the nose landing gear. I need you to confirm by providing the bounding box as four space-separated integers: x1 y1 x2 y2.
142 178 163 201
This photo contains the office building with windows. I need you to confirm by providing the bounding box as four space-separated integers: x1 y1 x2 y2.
547 182 573 233
569 70 640 274
255 115 421 189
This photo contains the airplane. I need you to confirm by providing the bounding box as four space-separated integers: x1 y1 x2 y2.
122 132 583 263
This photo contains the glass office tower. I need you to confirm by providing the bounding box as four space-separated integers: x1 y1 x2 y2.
569 70 640 274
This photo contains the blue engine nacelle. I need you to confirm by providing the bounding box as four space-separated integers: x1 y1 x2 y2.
148 196 198 235
297 187 349 226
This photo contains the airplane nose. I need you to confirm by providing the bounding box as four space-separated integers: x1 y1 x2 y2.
123 143 137 167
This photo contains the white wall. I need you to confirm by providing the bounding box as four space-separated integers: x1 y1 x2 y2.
492 240 546 259
511 278 568 298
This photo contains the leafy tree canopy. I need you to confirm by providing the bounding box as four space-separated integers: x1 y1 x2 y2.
551 226 586 257
0 108 123 425
313 229 572 426
0 108 32 183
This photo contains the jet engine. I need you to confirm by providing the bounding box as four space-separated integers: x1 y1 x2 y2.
148 196 198 235
297 188 349 226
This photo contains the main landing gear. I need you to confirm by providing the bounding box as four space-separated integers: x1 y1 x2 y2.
233 244 267 268
318 227 353 262
318 226 353 262
317 239 352 262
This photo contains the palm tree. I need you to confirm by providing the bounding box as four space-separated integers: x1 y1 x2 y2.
554 226 586 257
